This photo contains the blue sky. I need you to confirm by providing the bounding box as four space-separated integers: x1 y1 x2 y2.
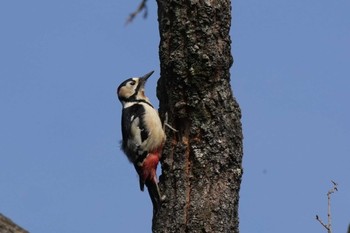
0 1 349 232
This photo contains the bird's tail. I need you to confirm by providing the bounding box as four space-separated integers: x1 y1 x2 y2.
134 153 165 213
145 177 164 214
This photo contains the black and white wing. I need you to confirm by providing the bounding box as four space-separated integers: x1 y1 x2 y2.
121 103 149 163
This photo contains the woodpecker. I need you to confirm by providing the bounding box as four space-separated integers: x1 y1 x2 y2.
117 71 166 211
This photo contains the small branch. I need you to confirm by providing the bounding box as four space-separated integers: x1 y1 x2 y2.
163 112 178 132
316 214 329 231
125 0 148 25
165 123 178 132
315 180 338 233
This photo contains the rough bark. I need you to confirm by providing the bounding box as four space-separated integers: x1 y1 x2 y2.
154 0 243 232
0 214 28 233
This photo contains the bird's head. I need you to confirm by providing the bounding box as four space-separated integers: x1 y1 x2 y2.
117 71 154 104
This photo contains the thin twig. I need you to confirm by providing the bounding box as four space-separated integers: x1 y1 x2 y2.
165 123 178 132
316 215 329 231
163 112 178 132
125 0 148 25
315 181 338 233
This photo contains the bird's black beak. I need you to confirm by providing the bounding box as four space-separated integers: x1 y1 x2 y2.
139 71 154 86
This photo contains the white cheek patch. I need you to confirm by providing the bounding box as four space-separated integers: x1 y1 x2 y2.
119 86 130 99
119 84 138 99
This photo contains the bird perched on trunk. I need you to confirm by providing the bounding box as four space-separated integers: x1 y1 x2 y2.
116 71 166 211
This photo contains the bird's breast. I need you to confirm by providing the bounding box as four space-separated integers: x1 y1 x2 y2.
141 104 166 152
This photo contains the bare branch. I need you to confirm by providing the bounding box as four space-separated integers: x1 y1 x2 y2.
316 181 338 233
125 0 148 25
163 112 178 133
316 215 330 231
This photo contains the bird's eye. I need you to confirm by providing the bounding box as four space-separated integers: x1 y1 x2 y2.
130 81 136 86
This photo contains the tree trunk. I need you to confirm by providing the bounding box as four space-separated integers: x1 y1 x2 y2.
154 0 243 232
